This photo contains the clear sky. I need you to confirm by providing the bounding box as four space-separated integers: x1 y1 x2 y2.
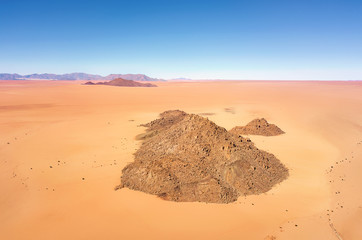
1 0 361 80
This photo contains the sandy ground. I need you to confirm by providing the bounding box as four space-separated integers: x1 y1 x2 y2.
0 80 361 240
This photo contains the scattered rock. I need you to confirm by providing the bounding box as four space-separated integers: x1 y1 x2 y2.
224 107 235 114
264 235 276 240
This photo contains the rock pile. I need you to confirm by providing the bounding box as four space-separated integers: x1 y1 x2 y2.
230 118 285 136
119 110 288 203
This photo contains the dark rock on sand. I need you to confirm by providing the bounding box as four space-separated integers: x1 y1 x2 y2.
118 110 288 204
83 78 157 87
230 118 285 136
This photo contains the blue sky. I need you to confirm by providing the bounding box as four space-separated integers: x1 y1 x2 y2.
1 0 361 80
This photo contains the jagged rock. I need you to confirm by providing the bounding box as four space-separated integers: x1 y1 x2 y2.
119 110 288 203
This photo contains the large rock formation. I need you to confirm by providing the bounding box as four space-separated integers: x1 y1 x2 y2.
118 110 288 204
84 78 157 87
230 118 285 136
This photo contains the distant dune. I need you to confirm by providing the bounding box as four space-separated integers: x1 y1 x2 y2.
84 78 157 87
0 72 163 81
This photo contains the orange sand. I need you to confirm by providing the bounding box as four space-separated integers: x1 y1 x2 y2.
0 80 361 240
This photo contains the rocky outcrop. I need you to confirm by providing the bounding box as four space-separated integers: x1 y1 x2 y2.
230 118 285 136
83 78 157 87
118 110 288 204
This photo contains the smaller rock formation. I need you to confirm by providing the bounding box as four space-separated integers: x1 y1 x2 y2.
230 118 284 136
84 81 95 85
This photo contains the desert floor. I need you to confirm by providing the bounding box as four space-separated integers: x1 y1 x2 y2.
1 80 361 240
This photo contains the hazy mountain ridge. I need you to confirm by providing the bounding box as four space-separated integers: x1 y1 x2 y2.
0 73 162 81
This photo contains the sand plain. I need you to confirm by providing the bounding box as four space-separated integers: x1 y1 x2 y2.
0 80 361 240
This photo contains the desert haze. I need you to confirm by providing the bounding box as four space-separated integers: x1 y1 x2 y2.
1 80 362 239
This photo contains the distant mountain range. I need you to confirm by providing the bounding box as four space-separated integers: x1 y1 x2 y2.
0 73 163 81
